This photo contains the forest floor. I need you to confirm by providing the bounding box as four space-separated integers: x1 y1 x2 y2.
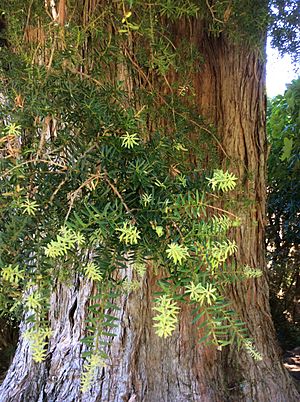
283 347 300 392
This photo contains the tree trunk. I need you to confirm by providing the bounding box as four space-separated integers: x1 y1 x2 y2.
1 12 299 402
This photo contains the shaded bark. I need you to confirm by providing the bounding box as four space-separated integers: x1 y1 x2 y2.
0 277 92 401
0 319 18 384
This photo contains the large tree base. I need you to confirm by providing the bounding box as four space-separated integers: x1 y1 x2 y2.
0 275 298 402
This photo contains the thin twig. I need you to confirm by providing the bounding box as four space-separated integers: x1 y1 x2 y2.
35 123 48 160
23 0 34 42
172 221 184 239
103 169 134 218
204 203 239 219
2 159 67 177
205 0 225 24
65 173 103 221
49 177 67 204
178 113 229 159
65 66 104 88
47 36 56 71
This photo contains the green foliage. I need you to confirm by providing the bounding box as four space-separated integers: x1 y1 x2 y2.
267 77 300 348
207 170 238 192
269 1 300 64
280 136 293 161
166 243 189 265
153 295 180 338
116 222 141 245
1 264 24 285
23 327 52 363
186 282 218 305
81 352 107 393
83 262 103 282
44 227 85 258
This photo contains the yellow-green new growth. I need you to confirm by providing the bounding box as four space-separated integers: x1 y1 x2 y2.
186 282 218 306
153 295 180 338
45 227 85 257
116 222 141 245
121 132 140 149
20 198 39 216
151 222 164 237
243 340 263 361
81 353 106 393
207 170 237 192
121 278 140 293
140 192 153 206
1 264 25 285
243 265 263 278
84 262 103 282
25 291 43 310
166 243 189 265
174 142 188 152
23 327 52 363
133 261 147 277
3 122 22 136
211 239 237 261
207 239 237 270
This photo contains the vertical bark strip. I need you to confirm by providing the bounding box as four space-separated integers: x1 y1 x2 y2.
212 38 296 401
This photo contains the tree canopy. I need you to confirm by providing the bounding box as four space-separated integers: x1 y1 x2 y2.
267 77 300 348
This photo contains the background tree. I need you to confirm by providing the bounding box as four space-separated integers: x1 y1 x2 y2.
0 1 299 401
267 77 300 349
